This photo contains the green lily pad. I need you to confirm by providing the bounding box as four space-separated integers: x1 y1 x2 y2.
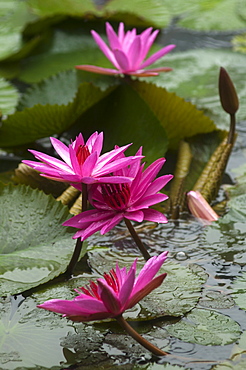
0 295 107 369
103 0 171 28
0 81 114 147
199 290 235 309
0 77 19 114
88 249 207 319
232 272 246 310
133 365 189 370
176 0 246 31
28 0 98 17
166 308 241 345
204 330 246 368
78 82 169 163
0 296 68 369
212 359 246 370
131 80 216 150
0 0 38 61
0 183 87 296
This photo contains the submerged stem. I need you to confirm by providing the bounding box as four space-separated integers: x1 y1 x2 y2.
116 315 168 357
124 218 151 261
65 183 88 276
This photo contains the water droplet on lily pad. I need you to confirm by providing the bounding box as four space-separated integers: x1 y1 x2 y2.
175 251 188 260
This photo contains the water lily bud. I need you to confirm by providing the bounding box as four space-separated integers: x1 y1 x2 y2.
187 190 219 224
219 67 239 115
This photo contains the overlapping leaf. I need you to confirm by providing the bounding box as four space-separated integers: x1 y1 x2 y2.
0 77 18 114
166 308 241 346
0 80 114 147
0 183 86 296
131 80 216 149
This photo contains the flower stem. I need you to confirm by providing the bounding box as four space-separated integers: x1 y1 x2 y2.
65 183 88 277
227 113 236 144
116 315 168 357
124 218 151 261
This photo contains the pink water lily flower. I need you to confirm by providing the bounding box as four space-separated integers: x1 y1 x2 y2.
76 22 176 77
64 147 173 240
23 132 142 188
37 251 168 321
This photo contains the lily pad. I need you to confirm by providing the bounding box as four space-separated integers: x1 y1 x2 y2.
133 365 189 370
212 359 246 370
0 295 106 370
0 183 86 296
232 272 246 310
166 308 241 345
78 82 169 163
0 82 114 147
176 0 246 31
199 290 235 309
28 0 98 17
0 77 19 114
131 80 216 150
210 330 246 368
0 0 38 61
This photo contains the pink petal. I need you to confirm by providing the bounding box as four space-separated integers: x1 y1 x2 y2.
75 65 120 75
113 49 130 72
27 150 72 173
100 213 124 234
141 67 173 73
143 175 173 197
140 44 176 69
37 299 90 316
63 209 112 227
50 137 71 165
73 296 106 313
118 22 125 43
97 144 132 169
127 147 143 178
124 210 144 222
119 264 136 307
95 156 142 177
97 279 121 315
141 158 166 185
91 30 119 68
69 145 81 176
73 219 111 240
72 133 84 151
131 193 168 210
127 273 167 309
95 175 133 184
138 27 154 60
90 131 103 155
143 29 159 56
142 208 168 223
82 152 97 177
133 252 168 292
129 71 160 77
127 36 142 69
106 22 121 49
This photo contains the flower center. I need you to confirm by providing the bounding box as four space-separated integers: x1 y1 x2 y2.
76 144 90 165
79 269 120 299
101 183 130 210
